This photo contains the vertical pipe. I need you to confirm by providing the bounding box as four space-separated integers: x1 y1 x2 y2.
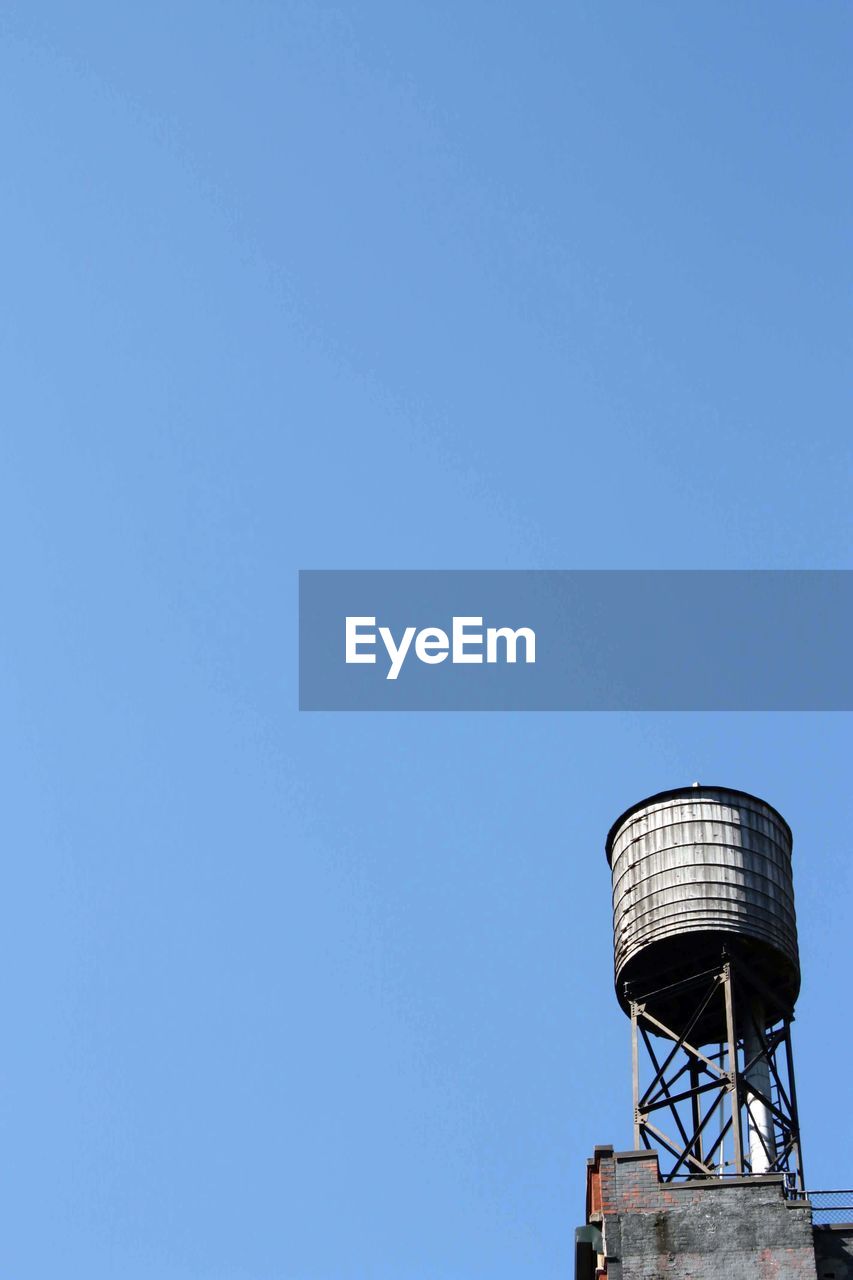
716 1044 726 1176
631 1000 641 1148
689 1057 704 1167
783 1018 805 1191
743 1000 777 1173
723 963 744 1175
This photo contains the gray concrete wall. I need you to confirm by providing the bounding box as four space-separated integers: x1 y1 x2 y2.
814 1226 853 1280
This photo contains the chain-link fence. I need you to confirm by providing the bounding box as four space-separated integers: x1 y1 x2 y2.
808 1191 853 1223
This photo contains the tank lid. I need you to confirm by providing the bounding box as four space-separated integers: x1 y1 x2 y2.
604 784 793 866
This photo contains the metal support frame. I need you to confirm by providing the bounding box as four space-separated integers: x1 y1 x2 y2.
628 958 803 1188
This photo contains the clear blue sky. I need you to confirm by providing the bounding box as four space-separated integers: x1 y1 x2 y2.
2 4 851 1277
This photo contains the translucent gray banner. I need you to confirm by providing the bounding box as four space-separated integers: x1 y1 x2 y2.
298 571 852 711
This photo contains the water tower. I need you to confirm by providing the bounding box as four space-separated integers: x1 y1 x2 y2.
605 784 804 1187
